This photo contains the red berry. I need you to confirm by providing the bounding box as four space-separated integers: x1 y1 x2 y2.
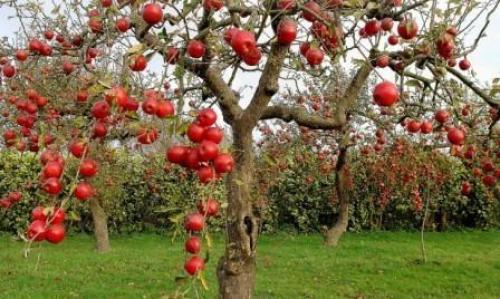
277 19 297 45
187 40 206 58
28 220 47 241
373 82 399 107
198 140 219 161
79 159 98 177
459 59 471 71
43 161 64 178
185 236 201 254
187 123 205 143
42 178 63 195
167 145 188 164
202 127 223 144
302 1 321 22
197 199 220 217
447 127 465 145
32 206 47 221
388 35 399 45
381 18 394 31
142 3 163 25
74 182 95 201
91 101 110 118
184 213 205 231
51 208 65 224
184 256 205 276
214 153 234 173
197 108 217 126
398 19 418 39
116 18 130 32
155 100 175 118
435 110 449 124
197 166 217 184
305 48 324 66
46 224 66 244
203 0 224 11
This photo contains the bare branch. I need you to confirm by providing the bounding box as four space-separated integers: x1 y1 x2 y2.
394 0 432 18
445 66 500 108
261 105 344 129
243 41 289 125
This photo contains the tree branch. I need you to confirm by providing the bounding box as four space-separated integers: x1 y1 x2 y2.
242 41 289 125
394 0 432 18
261 106 344 129
261 61 373 129
185 61 243 123
132 22 242 124
445 66 500 108
327 61 373 126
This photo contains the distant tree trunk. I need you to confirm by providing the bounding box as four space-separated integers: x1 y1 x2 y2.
217 122 259 299
440 211 448 231
89 196 110 253
325 145 349 247
420 199 429 263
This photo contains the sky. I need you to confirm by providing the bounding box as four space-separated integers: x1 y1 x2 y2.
0 1 499 86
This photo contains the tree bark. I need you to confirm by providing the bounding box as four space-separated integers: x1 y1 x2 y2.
325 145 349 247
217 122 259 299
325 197 349 247
89 196 111 253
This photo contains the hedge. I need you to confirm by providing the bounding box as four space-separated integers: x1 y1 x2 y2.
1 146 498 235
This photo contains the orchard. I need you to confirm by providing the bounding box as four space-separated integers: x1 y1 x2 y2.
0 0 499 298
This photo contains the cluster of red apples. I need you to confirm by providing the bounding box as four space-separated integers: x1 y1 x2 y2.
27 206 66 244
165 108 229 276
23 145 99 244
0 192 22 209
371 80 466 147
182 199 220 276
166 108 234 184
1 88 53 153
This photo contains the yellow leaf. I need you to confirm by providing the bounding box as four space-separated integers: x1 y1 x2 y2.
88 84 105 96
233 179 244 186
127 44 144 55
199 272 209 291
205 233 212 248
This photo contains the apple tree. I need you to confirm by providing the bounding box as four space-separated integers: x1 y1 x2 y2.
1 0 499 298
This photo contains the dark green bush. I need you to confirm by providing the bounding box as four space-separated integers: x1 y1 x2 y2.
263 142 499 233
0 150 226 235
1 145 498 235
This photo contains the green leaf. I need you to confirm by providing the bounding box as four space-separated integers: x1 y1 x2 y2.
68 211 81 221
351 58 366 67
168 213 184 224
405 79 423 89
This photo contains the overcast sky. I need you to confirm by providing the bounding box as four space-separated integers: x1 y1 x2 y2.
1 2 499 84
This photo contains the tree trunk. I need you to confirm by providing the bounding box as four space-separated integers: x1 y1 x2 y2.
89 196 111 253
325 145 349 247
217 123 259 299
325 196 349 247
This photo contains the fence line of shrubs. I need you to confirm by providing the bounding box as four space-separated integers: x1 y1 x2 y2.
1 147 498 235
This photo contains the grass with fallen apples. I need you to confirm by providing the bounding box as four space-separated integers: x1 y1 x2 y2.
1 230 499 298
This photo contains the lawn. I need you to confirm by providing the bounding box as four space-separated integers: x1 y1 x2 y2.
1 231 499 299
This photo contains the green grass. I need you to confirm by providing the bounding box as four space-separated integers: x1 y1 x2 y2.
1 231 499 299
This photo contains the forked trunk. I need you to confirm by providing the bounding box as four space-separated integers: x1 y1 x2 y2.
217 124 258 299
325 146 349 247
89 196 111 253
